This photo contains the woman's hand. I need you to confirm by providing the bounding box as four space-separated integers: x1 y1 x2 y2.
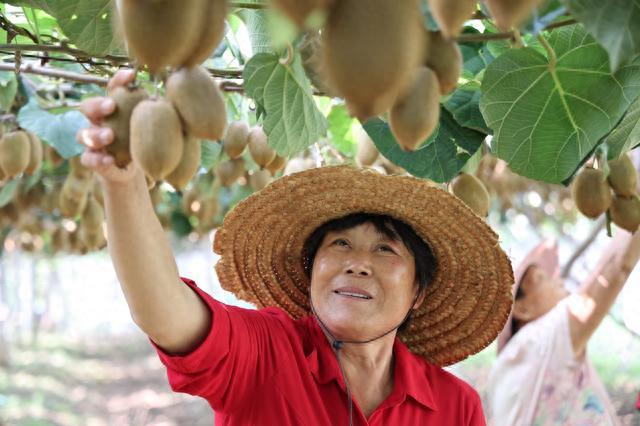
76 69 140 184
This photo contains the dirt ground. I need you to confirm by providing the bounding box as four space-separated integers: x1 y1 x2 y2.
0 333 213 425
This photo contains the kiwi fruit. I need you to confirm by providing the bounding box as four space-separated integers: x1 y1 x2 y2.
130 98 184 182
271 0 330 28
165 136 202 191
322 0 424 120
425 31 462 95
428 0 478 39
355 129 379 166
572 167 612 219
166 66 227 140
24 132 43 176
0 165 5 181
390 67 441 151
117 0 206 73
609 195 640 233
265 154 287 176
223 121 249 160
485 0 543 31
215 158 245 187
59 181 90 218
248 127 276 168
248 169 272 191
91 177 104 207
451 172 491 217
183 0 228 66
51 227 71 253
607 153 638 197
82 194 105 231
103 86 149 168
0 131 31 178
69 155 93 180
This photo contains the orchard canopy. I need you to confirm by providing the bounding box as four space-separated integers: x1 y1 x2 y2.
0 0 639 253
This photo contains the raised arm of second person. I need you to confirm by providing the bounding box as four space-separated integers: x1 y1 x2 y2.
568 229 640 356
77 69 211 354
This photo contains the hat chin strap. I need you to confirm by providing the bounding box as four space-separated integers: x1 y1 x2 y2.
308 291 420 426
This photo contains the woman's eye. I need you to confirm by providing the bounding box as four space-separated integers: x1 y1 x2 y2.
333 239 349 247
377 245 394 253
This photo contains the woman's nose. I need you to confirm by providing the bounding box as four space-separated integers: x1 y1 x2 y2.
345 254 372 276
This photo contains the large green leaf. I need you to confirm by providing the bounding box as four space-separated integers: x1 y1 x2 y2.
480 25 640 184
244 52 328 156
0 71 18 112
17 100 87 158
6 0 120 55
362 110 485 183
606 97 640 159
236 7 272 55
562 0 640 71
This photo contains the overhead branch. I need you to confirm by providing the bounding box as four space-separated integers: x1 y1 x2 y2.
0 13 39 44
456 18 578 43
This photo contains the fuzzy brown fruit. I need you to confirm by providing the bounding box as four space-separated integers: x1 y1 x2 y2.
485 0 543 31
609 195 640 233
452 172 491 217
24 132 43 176
215 158 245 187
425 31 463 95
572 167 612 219
607 154 638 197
117 0 206 73
130 98 184 182
223 121 249 160
322 0 424 121
166 137 202 191
247 127 276 168
390 67 441 151
249 169 272 191
183 0 228 66
428 0 478 39
103 86 148 168
82 194 105 231
356 129 379 166
265 155 287 176
271 0 330 28
0 131 31 178
60 176 90 218
167 66 227 140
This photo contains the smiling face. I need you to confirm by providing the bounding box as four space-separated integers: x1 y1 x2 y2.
512 265 569 324
309 222 423 341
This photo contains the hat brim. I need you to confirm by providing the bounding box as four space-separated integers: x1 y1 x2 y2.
213 166 514 366
496 238 560 353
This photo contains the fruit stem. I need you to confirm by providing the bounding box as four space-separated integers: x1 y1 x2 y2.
511 29 523 48
279 43 294 66
537 34 557 68
605 209 613 237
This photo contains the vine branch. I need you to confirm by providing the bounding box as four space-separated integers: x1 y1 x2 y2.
0 13 38 44
456 18 578 43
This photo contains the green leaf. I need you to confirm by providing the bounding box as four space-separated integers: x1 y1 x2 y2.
0 71 18 112
200 139 222 171
6 0 120 55
562 0 640 71
244 52 328 156
237 7 272 54
445 88 490 134
606 97 640 159
0 179 19 208
362 110 485 183
17 100 87 158
327 105 357 157
480 25 640 184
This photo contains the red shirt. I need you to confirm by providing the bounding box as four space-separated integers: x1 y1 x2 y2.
151 278 486 425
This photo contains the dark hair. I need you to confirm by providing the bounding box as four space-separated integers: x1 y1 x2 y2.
302 213 437 332
511 266 532 336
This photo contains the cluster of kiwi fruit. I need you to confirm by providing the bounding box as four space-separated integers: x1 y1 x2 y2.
0 129 43 181
279 0 543 153
108 0 229 190
572 153 640 233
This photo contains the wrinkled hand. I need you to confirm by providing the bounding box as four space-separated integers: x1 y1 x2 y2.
76 69 140 184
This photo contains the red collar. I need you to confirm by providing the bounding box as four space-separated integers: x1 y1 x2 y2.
304 317 438 412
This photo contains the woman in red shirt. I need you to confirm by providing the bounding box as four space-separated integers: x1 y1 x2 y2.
77 70 514 425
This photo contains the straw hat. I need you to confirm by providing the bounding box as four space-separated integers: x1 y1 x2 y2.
496 238 560 353
213 166 514 366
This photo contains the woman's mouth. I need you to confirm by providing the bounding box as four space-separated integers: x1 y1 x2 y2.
333 288 373 300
